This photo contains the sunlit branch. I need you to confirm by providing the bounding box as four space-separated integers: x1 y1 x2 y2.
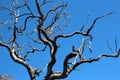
67 50 120 75
0 42 37 80
40 29 53 43
37 29 52 51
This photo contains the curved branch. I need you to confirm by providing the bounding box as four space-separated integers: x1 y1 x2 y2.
86 12 113 35
0 42 37 80
67 50 120 75
49 52 77 79
51 49 120 79
25 2 34 16
54 12 113 42
54 31 87 41
40 0 53 8
35 0 44 20
44 3 67 21
40 29 53 43
18 16 38 33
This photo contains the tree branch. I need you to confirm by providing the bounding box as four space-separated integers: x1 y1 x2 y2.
67 49 120 75
86 12 113 35
54 12 113 42
44 3 67 21
0 42 37 80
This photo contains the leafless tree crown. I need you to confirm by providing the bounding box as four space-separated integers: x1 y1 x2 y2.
0 0 120 80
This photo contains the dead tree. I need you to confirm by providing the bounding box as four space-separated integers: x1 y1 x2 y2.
0 0 120 80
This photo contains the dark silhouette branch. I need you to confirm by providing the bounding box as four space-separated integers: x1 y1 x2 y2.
86 12 113 35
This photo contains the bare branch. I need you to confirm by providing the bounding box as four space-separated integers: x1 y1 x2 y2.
86 12 113 35
24 45 47 60
18 13 32 17
45 12 60 31
67 50 120 75
0 6 14 14
24 2 34 16
0 42 37 80
40 0 54 8
17 16 35 33
115 35 118 52
54 12 113 42
44 3 67 21
107 39 113 52
40 29 54 43
0 0 119 80
35 0 44 20
27 34 42 44
54 31 87 42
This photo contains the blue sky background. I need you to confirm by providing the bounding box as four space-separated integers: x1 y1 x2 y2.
0 0 120 80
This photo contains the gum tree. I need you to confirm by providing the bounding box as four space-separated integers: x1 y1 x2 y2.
0 0 120 80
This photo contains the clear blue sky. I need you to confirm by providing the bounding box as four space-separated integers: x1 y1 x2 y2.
0 0 120 80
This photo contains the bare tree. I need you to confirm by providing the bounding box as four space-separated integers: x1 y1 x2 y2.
0 0 120 80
